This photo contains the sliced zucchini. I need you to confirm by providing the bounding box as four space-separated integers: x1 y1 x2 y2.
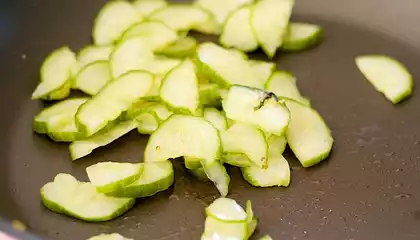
285 99 333 167
93 1 142 45
267 135 287 157
144 57 182 77
132 0 167 17
249 60 276 85
120 21 178 51
222 85 290 136
246 200 258 238
32 46 76 100
86 162 144 193
70 121 137 160
149 5 211 32
158 36 198 58
206 198 247 222
88 233 133 240
77 45 113 70
259 235 273 240
160 59 200 115
241 155 291 187
136 112 159 134
204 108 227 132
47 122 84 143
222 153 253 168
195 0 254 25
203 216 248 239
265 71 310 106
76 71 154 136
222 122 268 168
199 84 223 107
184 157 202 170
282 22 323 51
110 36 154 78
41 173 135 222
73 61 112 95
124 101 173 122
202 160 230 197
106 161 174 198
220 6 258 52
196 42 263 89
251 0 294 58
189 167 209 181
355 55 413 104
33 98 88 134
144 115 221 166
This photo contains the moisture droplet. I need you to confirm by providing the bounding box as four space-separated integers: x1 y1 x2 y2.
396 168 403 172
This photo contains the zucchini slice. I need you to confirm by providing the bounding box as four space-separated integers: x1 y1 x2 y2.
32 46 76 100
251 0 294 58
249 60 276 85
202 160 230 197
220 6 258 52
120 21 178 51
196 42 263 89
87 233 133 240
355 55 413 104
158 36 198 58
73 61 112 95
206 198 247 222
160 59 200 115
188 167 210 181
93 1 142 45
265 71 310 106
41 174 135 222
136 112 159 135
106 161 174 198
222 85 290 136
285 99 334 167
221 122 268 168
110 36 154 78
77 45 113 70
70 121 137 161
282 22 323 51
199 83 223 107
222 153 253 168
86 162 144 193
144 115 221 166
204 108 227 132
195 0 254 25
202 216 248 240
132 0 167 17
241 155 291 187
267 134 287 157
76 71 154 136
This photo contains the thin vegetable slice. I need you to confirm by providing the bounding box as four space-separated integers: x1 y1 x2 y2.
87 233 132 240
282 22 323 51
149 5 211 32
120 21 178 51
251 0 294 58
158 36 198 58
110 37 154 78
221 122 268 168
74 61 112 95
355 55 413 104
144 115 221 166
133 0 167 17
249 60 276 85
241 155 291 187
189 167 209 181
199 84 223 107
32 46 76 100
77 45 113 70
222 85 290 136
76 71 154 136
206 198 247 222
196 43 263 89
86 162 144 193
202 160 230 197
267 135 287 157
184 157 202 170
202 216 248 239
160 59 200 115
265 71 310 106
70 121 137 161
246 200 258 238
195 0 254 25
93 1 142 45
33 98 88 134
222 153 253 168
41 174 135 222
88 233 133 240
220 6 258 52
285 99 333 167
124 101 173 122
204 108 227 132
106 161 174 198
47 123 84 143
136 112 159 134
258 235 273 240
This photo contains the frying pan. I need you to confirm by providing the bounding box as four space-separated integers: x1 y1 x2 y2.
1 0 420 239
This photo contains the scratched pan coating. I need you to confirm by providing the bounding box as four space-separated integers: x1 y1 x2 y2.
1 0 420 239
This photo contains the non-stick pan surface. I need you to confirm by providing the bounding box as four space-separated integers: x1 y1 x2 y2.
1 0 420 239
